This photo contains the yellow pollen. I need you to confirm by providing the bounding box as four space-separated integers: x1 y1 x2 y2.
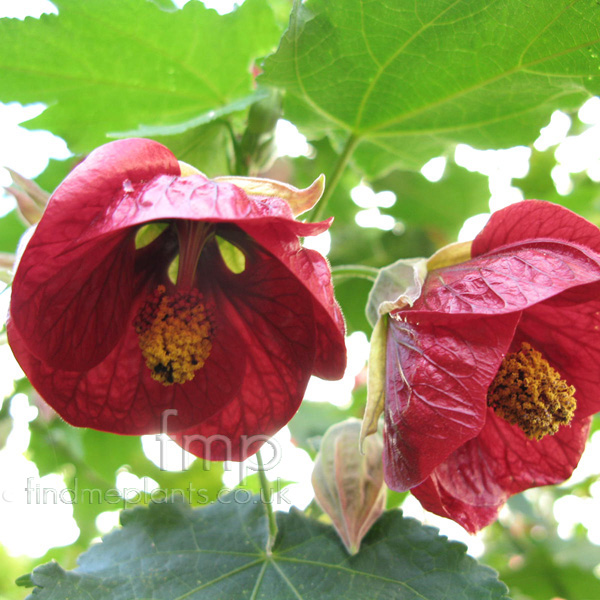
487 343 576 440
134 285 212 386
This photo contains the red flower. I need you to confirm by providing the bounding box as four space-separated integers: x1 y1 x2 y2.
8 138 346 461
378 201 600 532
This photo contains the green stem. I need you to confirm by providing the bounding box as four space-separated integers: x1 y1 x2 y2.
310 133 360 222
331 264 379 283
256 450 278 554
223 120 247 176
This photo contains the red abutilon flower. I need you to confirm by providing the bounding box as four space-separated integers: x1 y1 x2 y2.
7 138 346 461
363 200 600 532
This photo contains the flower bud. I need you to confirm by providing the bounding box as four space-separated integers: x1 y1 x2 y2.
4 169 50 225
311 418 386 554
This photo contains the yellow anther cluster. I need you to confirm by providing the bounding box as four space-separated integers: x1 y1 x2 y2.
134 285 212 386
487 343 576 440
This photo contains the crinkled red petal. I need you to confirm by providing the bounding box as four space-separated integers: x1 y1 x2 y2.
412 241 600 316
473 200 600 257
172 244 317 461
383 310 519 491
411 411 591 533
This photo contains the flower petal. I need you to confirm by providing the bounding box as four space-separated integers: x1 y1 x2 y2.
10 138 180 369
383 310 519 491
473 200 600 256
411 410 592 533
214 174 325 216
238 219 346 381
7 286 245 434
412 241 600 316
172 244 318 461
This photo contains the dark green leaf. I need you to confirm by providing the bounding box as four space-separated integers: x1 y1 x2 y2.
0 0 281 152
24 498 510 599
264 0 600 177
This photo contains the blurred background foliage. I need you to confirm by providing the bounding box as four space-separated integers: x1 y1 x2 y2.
1 0 600 598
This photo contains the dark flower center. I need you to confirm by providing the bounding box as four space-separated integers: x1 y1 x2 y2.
486 343 576 440
134 285 212 386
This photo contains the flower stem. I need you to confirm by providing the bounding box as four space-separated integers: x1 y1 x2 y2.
256 450 278 554
331 264 379 283
310 133 360 222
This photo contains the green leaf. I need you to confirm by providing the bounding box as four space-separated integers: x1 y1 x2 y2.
500 546 600 600
27 417 225 545
263 0 600 177
152 121 233 177
0 0 281 153
0 210 27 254
24 498 510 599
374 161 491 243
516 147 600 225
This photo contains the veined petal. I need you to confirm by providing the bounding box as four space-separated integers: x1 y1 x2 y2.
411 411 591 533
473 201 600 257
6 305 244 434
173 244 317 461
383 311 519 491
238 219 346 381
10 138 180 369
413 241 600 316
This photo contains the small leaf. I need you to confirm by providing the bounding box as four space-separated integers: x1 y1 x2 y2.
15 573 34 588
23 496 510 599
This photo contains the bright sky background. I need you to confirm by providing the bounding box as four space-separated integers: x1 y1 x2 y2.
2 0 600 562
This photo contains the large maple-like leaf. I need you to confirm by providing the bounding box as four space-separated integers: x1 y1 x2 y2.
263 0 600 176
0 0 281 152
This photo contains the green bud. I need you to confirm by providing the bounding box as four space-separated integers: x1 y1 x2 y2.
311 419 386 555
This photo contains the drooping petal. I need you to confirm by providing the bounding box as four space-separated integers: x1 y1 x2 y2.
473 201 600 257
238 219 346 380
412 241 600 316
173 243 317 461
383 310 519 491
512 295 600 419
6 282 245 434
10 138 181 369
411 410 592 533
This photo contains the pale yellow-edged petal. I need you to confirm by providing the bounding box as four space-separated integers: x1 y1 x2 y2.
214 174 325 216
